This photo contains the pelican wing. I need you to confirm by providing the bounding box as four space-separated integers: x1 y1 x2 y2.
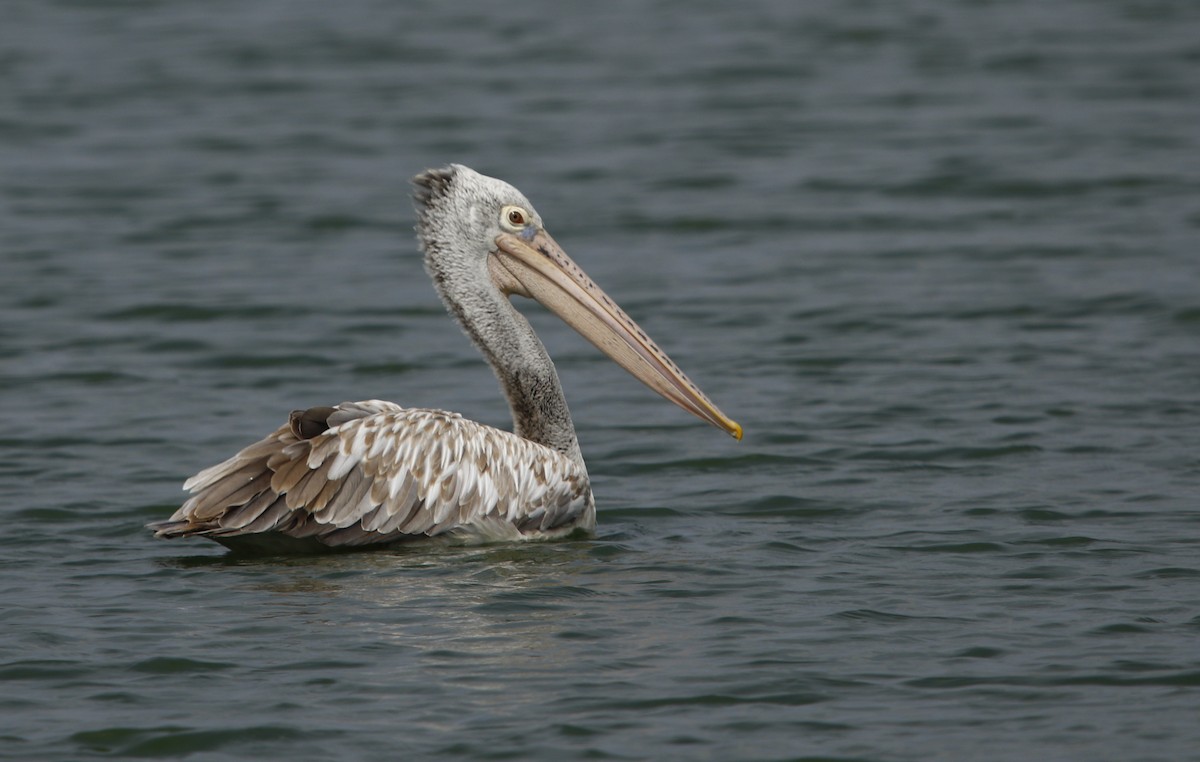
149 401 594 549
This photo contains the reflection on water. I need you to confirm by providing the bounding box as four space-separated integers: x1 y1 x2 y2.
174 542 611 676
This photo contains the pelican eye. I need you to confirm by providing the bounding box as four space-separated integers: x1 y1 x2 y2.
500 205 530 232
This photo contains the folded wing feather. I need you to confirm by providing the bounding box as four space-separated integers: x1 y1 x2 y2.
148 401 594 548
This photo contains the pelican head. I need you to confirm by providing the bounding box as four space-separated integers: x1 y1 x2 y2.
413 164 741 440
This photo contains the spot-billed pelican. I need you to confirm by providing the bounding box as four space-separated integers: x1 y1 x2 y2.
148 165 740 552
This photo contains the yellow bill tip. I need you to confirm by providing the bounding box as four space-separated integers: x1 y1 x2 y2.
728 420 743 441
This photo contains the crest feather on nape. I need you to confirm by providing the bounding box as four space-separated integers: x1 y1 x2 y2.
412 166 458 209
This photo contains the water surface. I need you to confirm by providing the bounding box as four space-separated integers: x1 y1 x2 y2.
2 1 1199 760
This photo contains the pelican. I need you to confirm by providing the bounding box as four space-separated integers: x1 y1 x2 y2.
148 165 741 552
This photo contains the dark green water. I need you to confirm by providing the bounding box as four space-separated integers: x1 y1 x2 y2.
3 1 1199 760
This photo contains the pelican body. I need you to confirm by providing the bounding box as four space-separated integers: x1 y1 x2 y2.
149 165 740 552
